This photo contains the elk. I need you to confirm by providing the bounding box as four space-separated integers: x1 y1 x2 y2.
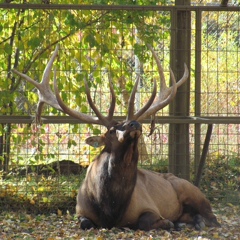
12 44 221 231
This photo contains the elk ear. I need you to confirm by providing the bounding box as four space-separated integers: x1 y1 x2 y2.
85 136 105 148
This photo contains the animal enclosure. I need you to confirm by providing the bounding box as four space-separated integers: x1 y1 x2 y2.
0 2 239 215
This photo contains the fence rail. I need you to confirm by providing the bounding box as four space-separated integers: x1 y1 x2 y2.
0 3 239 11
1 115 240 124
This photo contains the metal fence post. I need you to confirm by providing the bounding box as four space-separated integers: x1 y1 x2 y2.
169 0 191 180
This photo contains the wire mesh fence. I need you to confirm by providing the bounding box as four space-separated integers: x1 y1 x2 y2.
0 3 239 213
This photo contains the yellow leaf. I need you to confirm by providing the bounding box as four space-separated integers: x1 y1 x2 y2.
37 187 45 192
24 102 29 111
42 197 49 203
57 209 62 216
213 232 219 239
96 236 104 240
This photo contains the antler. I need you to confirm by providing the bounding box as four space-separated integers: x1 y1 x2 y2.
12 44 188 128
127 44 189 122
12 45 116 127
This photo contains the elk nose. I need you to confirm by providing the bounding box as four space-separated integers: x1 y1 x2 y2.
129 121 141 130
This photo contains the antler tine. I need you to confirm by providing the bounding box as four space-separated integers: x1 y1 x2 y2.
83 77 111 127
126 74 140 120
11 69 41 89
132 78 157 121
11 45 62 124
126 72 157 121
107 73 116 122
53 69 101 125
176 63 189 88
137 69 178 121
42 44 59 85
147 44 167 92
149 43 189 97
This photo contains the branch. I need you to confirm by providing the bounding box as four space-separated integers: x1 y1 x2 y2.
194 124 213 188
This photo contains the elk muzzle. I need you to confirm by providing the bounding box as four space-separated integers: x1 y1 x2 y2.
116 121 142 143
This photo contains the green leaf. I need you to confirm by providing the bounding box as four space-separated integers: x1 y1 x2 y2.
28 38 42 48
93 128 101 135
101 43 109 56
3 43 12 54
65 12 78 27
81 105 88 113
67 139 77 148
85 33 97 48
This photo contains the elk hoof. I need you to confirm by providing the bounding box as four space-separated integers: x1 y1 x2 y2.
158 219 174 230
193 214 205 230
174 222 186 231
79 217 95 230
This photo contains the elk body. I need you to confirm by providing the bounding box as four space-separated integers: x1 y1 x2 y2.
12 45 221 231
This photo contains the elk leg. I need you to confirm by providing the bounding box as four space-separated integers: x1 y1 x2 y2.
138 212 174 231
79 217 96 230
177 201 221 229
189 201 221 228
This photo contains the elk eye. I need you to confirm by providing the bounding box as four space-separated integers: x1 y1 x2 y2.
109 127 115 134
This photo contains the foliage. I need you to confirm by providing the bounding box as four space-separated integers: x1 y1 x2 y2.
189 10 240 117
200 153 240 204
0 4 171 167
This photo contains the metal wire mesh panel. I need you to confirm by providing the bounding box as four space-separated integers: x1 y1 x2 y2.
0 4 239 214
0 6 174 212
200 11 239 203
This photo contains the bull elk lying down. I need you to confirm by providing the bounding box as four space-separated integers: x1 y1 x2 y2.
12 44 221 231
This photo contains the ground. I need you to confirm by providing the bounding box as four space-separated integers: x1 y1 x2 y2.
0 204 239 240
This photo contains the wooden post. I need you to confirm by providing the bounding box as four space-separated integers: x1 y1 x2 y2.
169 0 191 180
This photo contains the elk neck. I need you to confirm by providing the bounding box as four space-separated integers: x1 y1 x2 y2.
90 120 141 228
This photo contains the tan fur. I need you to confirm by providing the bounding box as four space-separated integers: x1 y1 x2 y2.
119 170 181 227
77 167 219 229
